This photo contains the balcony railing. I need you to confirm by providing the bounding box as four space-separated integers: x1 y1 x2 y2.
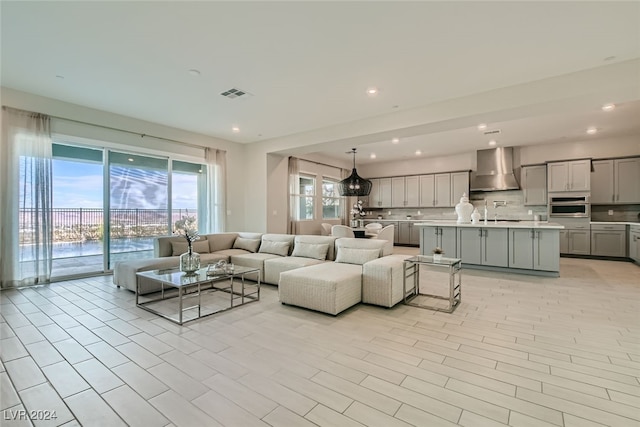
19 208 197 244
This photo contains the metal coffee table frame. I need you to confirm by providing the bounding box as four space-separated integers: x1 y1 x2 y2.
136 266 260 325
403 255 462 313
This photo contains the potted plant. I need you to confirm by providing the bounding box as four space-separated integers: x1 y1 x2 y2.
432 247 444 262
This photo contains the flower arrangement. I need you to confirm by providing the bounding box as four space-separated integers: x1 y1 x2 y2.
174 214 199 254
432 247 444 255
350 200 366 219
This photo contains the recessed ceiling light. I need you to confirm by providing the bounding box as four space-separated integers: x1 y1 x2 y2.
232 126 240 133
477 123 487 131
602 103 615 111
586 127 598 135
391 138 400 144
366 87 378 96
128 158 134 162
488 140 497 146
188 69 201 76
370 153 376 159
415 150 422 156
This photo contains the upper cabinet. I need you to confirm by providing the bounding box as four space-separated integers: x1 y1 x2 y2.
521 165 547 205
591 157 640 204
391 176 420 207
547 160 590 192
450 172 470 206
369 171 469 208
368 178 392 208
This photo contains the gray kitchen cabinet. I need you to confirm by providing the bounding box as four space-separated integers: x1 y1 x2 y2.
614 158 640 203
419 173 451 207
559 230 569 254
369 178 392 207
450 172 470 206
420 226 456 256
457 227 508 267
591 158 640 204
547 160 590 192
392 176 420 207
434 174 452 207
590 224 626 257
521 165 547 205
567 230 590 255
509 228 560 271
629 225 640 263
419 174 435 207
398 222 421 246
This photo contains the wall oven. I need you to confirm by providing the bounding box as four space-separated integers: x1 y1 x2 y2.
548 194 590 218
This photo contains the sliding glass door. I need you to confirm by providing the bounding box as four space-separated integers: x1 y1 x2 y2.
51 144 105 276
44 142 209 278
108 151 169 269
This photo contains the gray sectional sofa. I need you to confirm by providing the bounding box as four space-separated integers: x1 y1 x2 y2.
113 232 409 315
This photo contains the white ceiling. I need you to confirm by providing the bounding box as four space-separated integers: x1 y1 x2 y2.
2 1 640 164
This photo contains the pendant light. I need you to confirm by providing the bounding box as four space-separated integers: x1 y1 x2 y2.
338 148 372 197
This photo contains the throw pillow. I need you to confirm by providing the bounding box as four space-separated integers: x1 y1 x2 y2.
258 240 290 256
335 247 380 265
291 242 329 260
233 237 261 253
171 240 210 256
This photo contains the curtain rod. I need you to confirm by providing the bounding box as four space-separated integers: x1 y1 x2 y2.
293 156 348 171
50 115 210 151
0 105 211 151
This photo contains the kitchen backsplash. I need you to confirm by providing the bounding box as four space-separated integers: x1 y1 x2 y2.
591 205 640 222
362 190 548 221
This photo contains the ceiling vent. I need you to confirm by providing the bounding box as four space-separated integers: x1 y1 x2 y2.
483 129 501 135
220 88 252 99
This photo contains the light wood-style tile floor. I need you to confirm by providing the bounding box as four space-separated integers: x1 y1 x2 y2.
1 253 639 426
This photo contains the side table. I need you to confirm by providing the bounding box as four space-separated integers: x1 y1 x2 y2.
403 255 462 313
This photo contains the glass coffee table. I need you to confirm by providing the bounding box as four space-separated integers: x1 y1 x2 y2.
136 265 260 325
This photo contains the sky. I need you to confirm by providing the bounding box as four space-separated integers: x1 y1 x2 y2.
52 159 198 209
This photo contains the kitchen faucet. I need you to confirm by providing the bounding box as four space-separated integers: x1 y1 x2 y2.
493 200 507 223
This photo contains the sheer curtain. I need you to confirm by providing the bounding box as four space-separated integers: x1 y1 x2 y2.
1 107 53 288
287 157 300 234
202 148 226 233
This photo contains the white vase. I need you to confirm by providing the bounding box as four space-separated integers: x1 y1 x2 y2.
433 253 443 262
455 193 473 224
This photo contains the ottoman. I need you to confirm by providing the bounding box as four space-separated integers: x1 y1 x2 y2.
278 262 363 315
362 254 411 307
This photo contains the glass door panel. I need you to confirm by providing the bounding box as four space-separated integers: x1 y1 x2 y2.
108 152 168 269
50 144 105 277
171 160 205 232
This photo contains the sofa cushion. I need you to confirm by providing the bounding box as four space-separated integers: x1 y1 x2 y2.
260 234 295 256
208 233 239 252
293 235 337 260
258 240 290 256
291 242 330 260
335 247 380 265
263 256 326 285
233 237 261 253
170 239 210 256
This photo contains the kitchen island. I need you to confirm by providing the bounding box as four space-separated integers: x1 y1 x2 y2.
415 220 565 276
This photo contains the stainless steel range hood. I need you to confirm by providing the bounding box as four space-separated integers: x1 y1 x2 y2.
470 147 520 191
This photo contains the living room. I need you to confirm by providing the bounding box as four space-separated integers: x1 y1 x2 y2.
2 2 640 426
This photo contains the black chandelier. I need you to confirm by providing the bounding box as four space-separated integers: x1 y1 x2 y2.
338 148 372 197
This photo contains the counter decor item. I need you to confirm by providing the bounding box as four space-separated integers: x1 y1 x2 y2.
351 200 366 227
471 208 481 224
455 193 473 224
174 213 201 274
432 247 444 262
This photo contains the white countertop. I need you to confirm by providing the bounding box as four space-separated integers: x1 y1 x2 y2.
413 220 565 229
591 221 640 225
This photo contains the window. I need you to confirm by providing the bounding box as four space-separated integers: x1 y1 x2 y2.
322 178 341 219
41 142 210 277
297 175 315 220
